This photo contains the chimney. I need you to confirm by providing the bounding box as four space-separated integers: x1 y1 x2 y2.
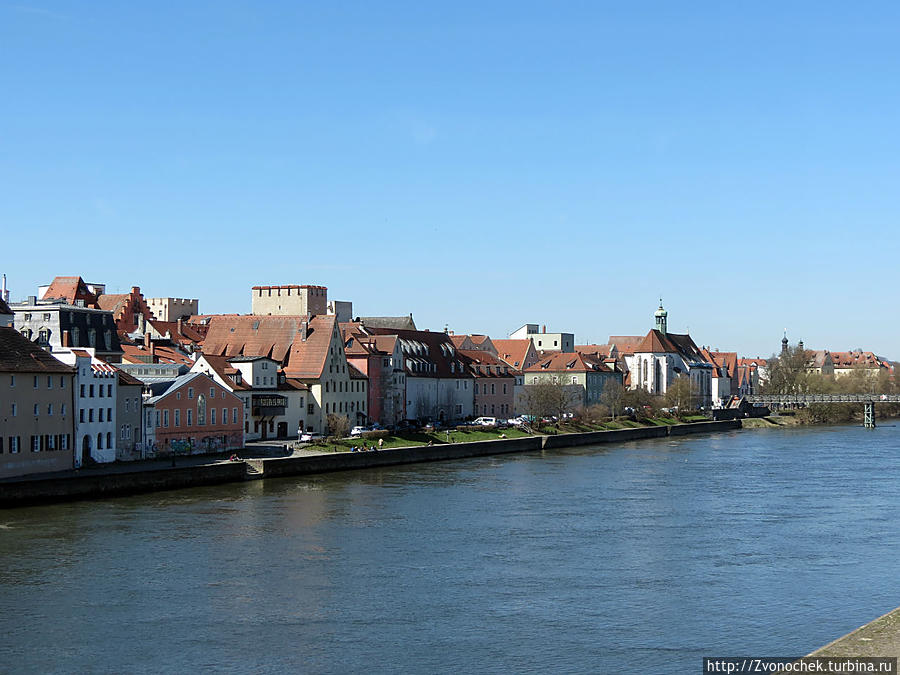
177 317 183 334
542 325 546 334
150 340 156 361
62 330 71 347
144 332 151 349
299 320 308 341
1 273 8 303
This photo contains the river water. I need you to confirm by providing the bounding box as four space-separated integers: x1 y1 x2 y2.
2 424 899 674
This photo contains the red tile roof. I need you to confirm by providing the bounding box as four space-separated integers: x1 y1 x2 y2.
96 293 128 313
524 351 612 374
608 336 644 356
284 315 339 379
492 339 534 369
202 315 306 363
42 276 99 307
576 344 613 358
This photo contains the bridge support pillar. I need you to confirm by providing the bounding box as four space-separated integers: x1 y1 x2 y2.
864 402 876 429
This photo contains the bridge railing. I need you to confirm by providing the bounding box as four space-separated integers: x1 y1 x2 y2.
746 394 900 404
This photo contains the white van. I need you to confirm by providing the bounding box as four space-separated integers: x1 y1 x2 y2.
472 417 498 426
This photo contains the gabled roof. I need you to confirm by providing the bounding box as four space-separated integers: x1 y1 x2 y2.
284 315 339 380
0 327 74 373
115 367 144 387
365 327 472 378
524 351 612 374
608 336 644 357
492 339 534 369
202 315 306 363
146 372 216 404
41 276 98 307
0 297 11 315
634 329 705 363
458 348 518 377
96 293 128 313
576 344 614 359
148 320 206 345
359 315 417 331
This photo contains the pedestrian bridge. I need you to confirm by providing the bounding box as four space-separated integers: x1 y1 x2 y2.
746 394 900 428
746 394 900 404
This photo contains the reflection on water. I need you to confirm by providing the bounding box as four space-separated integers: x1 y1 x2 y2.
1 425 899 673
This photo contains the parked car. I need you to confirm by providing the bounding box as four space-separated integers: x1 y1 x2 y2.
350 426 367 438
472 416 498 426
299 431 323 442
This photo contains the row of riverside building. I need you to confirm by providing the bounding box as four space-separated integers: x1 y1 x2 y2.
0 276 893 480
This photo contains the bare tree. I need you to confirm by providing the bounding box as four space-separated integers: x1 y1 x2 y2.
326 413 350 438
600 381 626 420
664 375 695 412
522 378 580 423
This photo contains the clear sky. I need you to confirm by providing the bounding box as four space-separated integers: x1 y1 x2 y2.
2 2 899 359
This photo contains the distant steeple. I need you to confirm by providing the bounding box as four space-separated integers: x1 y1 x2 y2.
654 300 667 335
782 331 788 354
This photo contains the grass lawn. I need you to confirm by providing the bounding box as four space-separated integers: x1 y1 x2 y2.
311 426 534 452
307 415 715 453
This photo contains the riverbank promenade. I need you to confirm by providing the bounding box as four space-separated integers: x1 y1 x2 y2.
812 607 900 659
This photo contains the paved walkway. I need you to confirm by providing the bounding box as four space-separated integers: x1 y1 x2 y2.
810 606 900 657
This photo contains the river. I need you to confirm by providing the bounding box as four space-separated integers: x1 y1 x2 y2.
1 424 899 673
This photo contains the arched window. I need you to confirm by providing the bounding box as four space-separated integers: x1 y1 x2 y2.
642 360 648 384
197 395 206 425
106 432 111 448
97 433 103 450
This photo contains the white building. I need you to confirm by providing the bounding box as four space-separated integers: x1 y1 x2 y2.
624 303 714 408
53 348 118 466
509 324 575 353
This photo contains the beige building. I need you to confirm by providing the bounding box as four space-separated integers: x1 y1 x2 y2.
116 369 144 460
0 327 76 478
251 285 328 317
146 297 199 322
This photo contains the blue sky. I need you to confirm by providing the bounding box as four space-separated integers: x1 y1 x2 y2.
2 2 899 358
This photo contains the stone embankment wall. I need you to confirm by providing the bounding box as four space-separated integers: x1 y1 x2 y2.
0 420 741 508
0 463 246 508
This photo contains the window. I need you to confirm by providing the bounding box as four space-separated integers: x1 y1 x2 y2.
33 375 38 388
186 409 193 426
210 387 215 398
307 403 314 415
33 403 39 416
155 411 160 428
47 435 55 450
80 384 85 397
61 404 66 415
232 408 238 424
106 432 111 449
9 375 14 387
47 404 53 416
61 435 69 451
32 436 40 452
176 392 181 400
89 409 94 422
10 437 19 453
89 384 95 397
43 313 51 321
47 376 53 389
174 409 181 427
97 433 103 450
99 409 104 422
210 407 216 425
197 395 206 425
108 407 112 420
80 409 85 423
163 410 169 428
188 387 194 400
60 377 65 388
107 384 112 397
